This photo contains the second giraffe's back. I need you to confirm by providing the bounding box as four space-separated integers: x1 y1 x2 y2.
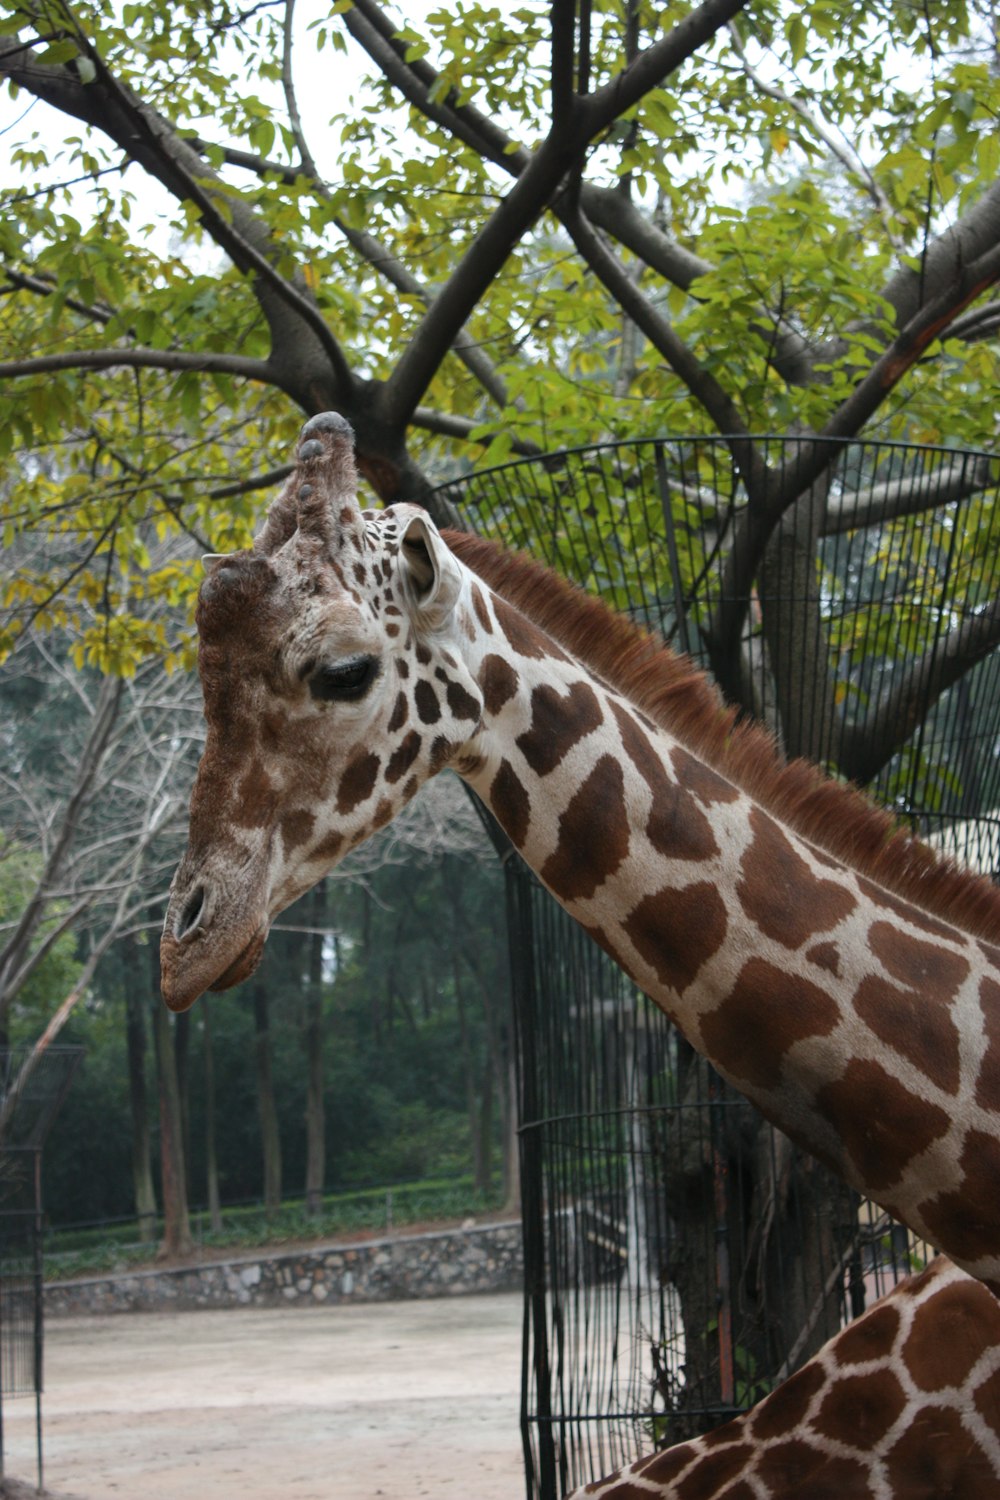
571 1256 1000 1499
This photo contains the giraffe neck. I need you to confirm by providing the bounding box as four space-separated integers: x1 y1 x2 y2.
569 1256 1000 1500
454 553 1000 1292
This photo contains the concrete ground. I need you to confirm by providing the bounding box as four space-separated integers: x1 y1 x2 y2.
2 1291 525 1500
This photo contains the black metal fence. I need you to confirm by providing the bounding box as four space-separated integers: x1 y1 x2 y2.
433 437 1000 1498
0 1046 82 1490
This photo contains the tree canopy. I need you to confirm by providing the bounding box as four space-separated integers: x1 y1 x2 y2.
1 0 999 677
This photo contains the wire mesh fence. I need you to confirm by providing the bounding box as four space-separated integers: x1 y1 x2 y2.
432 436 1000 1498
436 435 1000 865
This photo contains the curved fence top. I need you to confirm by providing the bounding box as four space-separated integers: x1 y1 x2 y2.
432 436 1000 873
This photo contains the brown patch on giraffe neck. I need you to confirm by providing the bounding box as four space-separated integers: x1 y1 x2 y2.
478 654 519 715
857 876 960 940
490 759 530 848
516 681 602 775
445 530 1000 943
634 1443 697 1485
852 922 967 1095
670 744 740 805
975 976 1000 1108
974 1363 1000 1432
755 1441 873 1497
886 1405 990 1495
233 760 277 827
919 1130 1000 1263
336 750 380 813
671 1442 752 1494
280 808 315 852
833 1300 901 1363
493 596 562 661
385 730 422 784
815 1059 950 1192
749 1361 826 1439
610 701 718 862
806 941 840 975
622 881 727 996
470 582 493 633
902 1277 1000 1391
541 754 630 900
811 1368 906 1448
699 959 840 1092
737 808 857 950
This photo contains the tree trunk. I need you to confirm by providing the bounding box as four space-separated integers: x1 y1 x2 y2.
124 944 157 1241
660 1048 854 1436
252 978 282 1218
303 880 326 1217
173 1007 191 1198
149 931 192 1257
202 997 223 1234
756 471 838 765
453 946 488 1191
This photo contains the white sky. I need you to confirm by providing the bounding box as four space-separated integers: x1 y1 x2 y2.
0 3 438 246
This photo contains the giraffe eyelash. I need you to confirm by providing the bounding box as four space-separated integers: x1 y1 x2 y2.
309 655 381 703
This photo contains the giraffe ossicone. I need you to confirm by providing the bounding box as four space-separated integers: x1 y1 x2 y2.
162 412 1000 1297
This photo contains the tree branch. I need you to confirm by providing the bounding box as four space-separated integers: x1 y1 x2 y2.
878 178 1000 333
380 0 747 426
0 28 354 400
344 0 532 173
707 237 1000 693
821 454 995 536
411 405 542 456
185 136 514 412
281 0 318 180
726 23 902 251
1 265 114 326
558 200 764 490
0 346 274 381
839 597 1000 785
0 673 124 1012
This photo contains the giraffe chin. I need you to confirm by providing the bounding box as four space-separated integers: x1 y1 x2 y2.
160 921 268 1013
207 926 268 994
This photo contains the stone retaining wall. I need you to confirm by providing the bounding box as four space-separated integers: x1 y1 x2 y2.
45 1219 523 1316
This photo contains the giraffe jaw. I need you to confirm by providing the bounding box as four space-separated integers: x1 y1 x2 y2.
160 919 269 1012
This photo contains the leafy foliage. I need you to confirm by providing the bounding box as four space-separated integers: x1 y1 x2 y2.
0 1 999 675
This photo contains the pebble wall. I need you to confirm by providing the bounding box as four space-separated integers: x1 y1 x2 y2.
45 1219 523 1316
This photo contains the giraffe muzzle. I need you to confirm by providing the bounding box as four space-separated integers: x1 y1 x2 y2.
160 869 270 1012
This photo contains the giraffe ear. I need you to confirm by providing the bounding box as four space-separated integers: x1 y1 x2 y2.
399 512 461 628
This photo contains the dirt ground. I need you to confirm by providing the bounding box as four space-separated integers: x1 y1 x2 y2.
1 1291 525 1500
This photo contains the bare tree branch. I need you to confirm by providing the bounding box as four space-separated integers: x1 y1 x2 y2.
821 455 995 535
0 346 274 381
0 673 124 1013
281 0 318 181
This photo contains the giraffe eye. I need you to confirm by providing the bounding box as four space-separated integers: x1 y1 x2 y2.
309 655 380 703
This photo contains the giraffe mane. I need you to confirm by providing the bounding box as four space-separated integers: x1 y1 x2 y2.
445 529 1000 946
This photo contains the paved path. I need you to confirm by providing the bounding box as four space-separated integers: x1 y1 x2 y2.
3 1292 525 1500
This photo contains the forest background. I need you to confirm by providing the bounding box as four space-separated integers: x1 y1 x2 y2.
1 0 999 1260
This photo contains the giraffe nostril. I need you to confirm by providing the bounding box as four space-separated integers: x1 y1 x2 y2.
176 886 206 941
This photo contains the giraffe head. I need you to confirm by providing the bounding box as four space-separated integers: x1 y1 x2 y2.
160 413 484 1012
